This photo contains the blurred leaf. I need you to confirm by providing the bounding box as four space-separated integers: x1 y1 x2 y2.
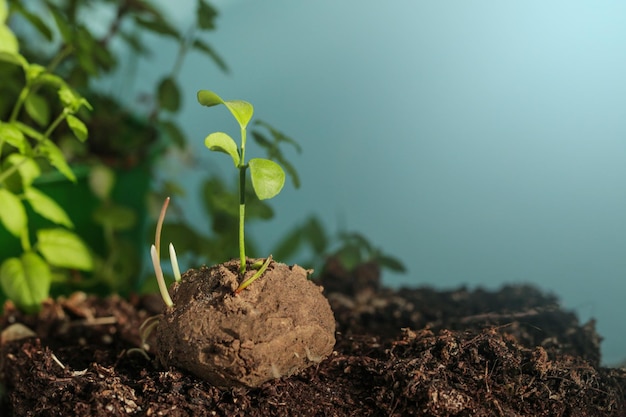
12 2 53 40
159 221 204 257
303 216 328 254
245 194 274 220
0 0 7 22
158 76 181 112
0 188 27 237
191 39 228 72
335 245 362 271
93 204 137 231
377 254 407 273
24 93 49 127
118 30 151 55
0 50 26 66
196 0 217 30
0 253 51 314
66 114 88 141
254 120 302 152
38 139 76 182
14 121 45 142
24 187 73 228
48 6 73 44
88 164 115 201
134 15 180 40
0 25 18 54
251 121 302 188
0 122 26 152
6 154 39 187
37 228 93 271
159 119 186 148
273 226 303 263
249 158 285 200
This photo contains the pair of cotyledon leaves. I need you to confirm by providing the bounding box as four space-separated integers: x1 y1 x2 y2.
197 90 285 201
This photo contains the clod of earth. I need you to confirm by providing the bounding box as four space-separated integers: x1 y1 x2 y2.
154 259 336 388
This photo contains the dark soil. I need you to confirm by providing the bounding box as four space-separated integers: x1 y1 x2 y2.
1 257 625 416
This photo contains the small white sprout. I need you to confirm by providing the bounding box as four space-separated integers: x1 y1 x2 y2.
151 244 173 307
169 242 182 282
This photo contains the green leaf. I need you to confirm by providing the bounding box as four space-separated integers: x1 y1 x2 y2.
38 140 76 182
66 114 88 142
88 164 115 201
377 254 407 273
255 120 302 152
0 253 52 314
252 131 301 188
6 154 40 187
92 204 137 231
197 0 218 30
11 1 52 41
0 188 27 237
249 158 285 200
0 0 7 22
37 228 93 271
303 216 328 253
0 50 27 67
197 90 224 107
58 86 91 113
48 7 73 44
205 132 240 166
25 63 45 83
157 77 181 112
197 90 253 129
0 122 26 152
14 121 45 142
0 25 18 54
159 119 186 148
191 39 228 73
24 93 50 127
134 15 180 40
24 187 73 228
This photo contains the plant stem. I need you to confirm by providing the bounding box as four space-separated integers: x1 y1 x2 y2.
238 125 248 274
239 164 246 274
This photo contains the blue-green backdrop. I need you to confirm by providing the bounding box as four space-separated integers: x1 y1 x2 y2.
122 1 626 365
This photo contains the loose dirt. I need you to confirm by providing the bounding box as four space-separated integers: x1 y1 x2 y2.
1 257 625 416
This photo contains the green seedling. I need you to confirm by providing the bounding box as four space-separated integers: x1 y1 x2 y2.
197 90 286 291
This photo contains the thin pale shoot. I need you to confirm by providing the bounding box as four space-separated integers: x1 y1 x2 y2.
235 255 272 295
169 242 181 282
151 244 173 307
154 196 170 258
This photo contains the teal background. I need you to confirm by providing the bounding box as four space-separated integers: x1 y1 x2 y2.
121 1 626 364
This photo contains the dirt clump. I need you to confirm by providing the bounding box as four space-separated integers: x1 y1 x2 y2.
154 259 336 388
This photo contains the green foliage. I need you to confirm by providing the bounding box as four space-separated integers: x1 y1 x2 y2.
0 5 93 311
274 217 407 275
1 0 228 304
198 90 286 274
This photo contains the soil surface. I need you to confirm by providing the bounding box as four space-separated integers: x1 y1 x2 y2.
1 256 626 416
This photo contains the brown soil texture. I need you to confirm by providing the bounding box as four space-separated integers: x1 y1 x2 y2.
1 257 626 416
155 259 335 388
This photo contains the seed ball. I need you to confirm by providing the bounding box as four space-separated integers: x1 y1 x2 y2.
154 259 336 388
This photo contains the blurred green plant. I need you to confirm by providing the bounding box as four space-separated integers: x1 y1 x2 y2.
1 0 227 299
0 2 93 313
274 218 407 275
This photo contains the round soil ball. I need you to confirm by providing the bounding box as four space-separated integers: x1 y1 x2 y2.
154 259 336 388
